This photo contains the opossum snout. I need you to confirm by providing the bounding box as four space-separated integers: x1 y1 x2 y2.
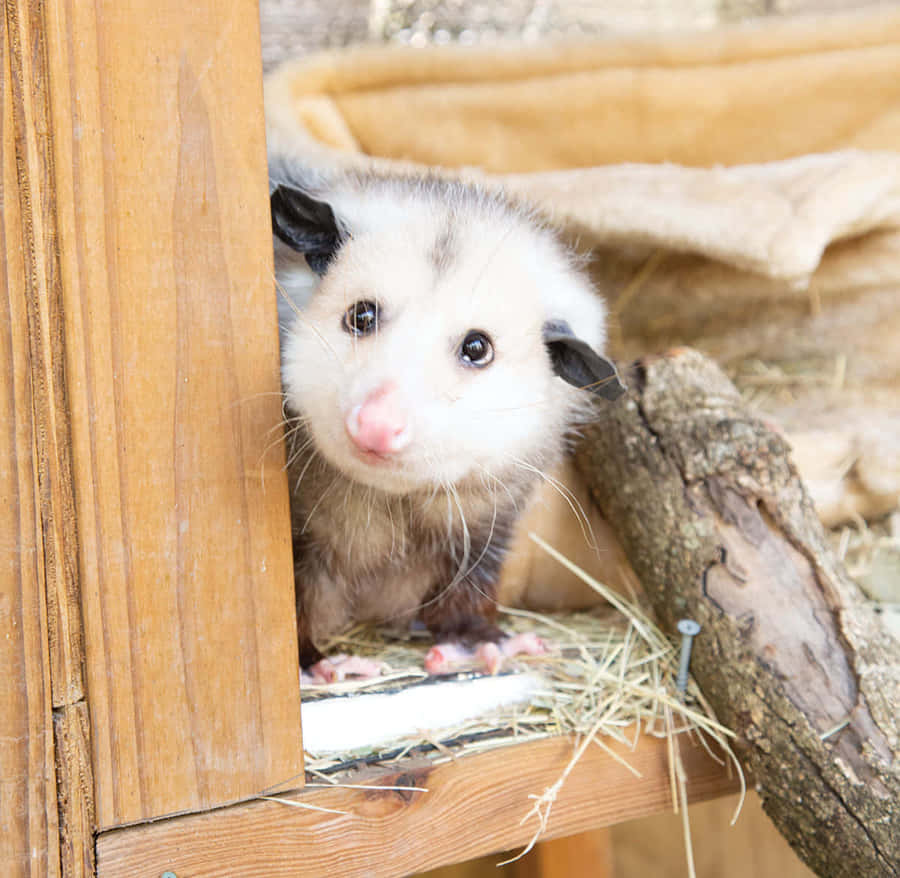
345 382 412 456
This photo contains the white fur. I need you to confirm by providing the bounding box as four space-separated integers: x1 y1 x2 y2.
277 173 608 495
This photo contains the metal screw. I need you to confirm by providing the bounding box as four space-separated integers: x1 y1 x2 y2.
161 872 177 878
675 619 701 694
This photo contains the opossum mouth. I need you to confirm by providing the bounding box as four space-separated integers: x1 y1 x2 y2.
344 443 423 493
350 445 399 466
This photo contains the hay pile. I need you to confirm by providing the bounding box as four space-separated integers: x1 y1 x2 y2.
297 537 743 869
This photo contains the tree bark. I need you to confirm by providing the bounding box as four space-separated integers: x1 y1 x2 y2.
574 348 900 877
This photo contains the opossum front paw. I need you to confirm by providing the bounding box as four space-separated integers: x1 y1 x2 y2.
302 654 385 685
424 632 549 676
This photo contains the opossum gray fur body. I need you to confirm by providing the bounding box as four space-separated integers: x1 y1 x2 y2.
269 158 623 667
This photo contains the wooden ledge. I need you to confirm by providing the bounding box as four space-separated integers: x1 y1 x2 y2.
97 731 740 877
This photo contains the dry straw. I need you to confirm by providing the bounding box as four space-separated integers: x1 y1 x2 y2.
291 534 746 875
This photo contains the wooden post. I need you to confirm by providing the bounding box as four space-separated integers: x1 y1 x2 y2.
0 78 64 866
4 2 88 873
2 3 303 871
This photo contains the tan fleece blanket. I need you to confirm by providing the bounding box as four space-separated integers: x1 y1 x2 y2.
265 7 900 540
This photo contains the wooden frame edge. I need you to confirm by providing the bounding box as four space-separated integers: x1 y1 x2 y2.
96 731 740 877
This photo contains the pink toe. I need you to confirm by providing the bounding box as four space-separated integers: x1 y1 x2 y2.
305 658 338 685
425 643 471 674
476 642 504 675
331 656 383 681
501 632 549 658
303 654 384 685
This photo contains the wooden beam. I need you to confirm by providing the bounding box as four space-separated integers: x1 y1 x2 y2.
7 0 303 832
96 732 739 877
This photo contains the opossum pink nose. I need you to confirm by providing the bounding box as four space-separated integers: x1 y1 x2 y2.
346 384 411 455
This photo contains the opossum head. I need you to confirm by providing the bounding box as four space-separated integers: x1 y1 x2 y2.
272 171 623 495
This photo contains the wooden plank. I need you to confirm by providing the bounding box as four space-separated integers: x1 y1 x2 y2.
96 732 739 877
0 293 59 878
0 102 60 876
2 1 82 873
37 0 302 828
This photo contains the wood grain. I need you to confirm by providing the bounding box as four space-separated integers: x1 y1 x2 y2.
575 349 900 877
0 67 61 877
3 0 85 873
96 731 739 877
30 0 301 830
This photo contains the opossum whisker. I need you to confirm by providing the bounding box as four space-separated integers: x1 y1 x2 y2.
338 287 364 366
467 397 557 415
459 484 499 585
231 389 287 409
284 432 316 472
456 576 498 609
275 275 342 364
475 463 520 512
467 222 518 308
240 395 307 489
266 417 313 466
293 445 324 497
385 489 398 559
409 481 471 618
441 481 456 561
257 416 308 491
258 418 297 461
300 472 344 535
508 455 599 555
281 413 310 440
263 428 302 474
341 479 359 565
265 411 311 440
274 272 303 316
446 480 473 590
370 484 460 622
576 375 622 396
424 479 441 506
432 487 503 614
364 484 375 530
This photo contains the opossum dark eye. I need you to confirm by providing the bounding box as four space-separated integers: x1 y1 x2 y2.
458 330 494 367
342 300 379 336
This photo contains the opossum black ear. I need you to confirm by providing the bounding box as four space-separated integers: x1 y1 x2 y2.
542 321 626 401
270 185 344 275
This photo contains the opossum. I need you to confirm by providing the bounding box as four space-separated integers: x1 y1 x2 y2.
270 159 624 680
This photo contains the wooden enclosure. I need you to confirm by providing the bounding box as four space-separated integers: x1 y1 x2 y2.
2 1 738 876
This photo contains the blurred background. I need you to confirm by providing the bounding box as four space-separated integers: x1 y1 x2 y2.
260 0 878 70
